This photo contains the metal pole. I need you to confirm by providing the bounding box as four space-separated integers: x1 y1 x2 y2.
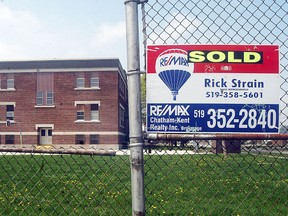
16 122 23 148
147 133 288 140
124 0 145 215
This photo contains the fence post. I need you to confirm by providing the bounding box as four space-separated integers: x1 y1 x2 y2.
124 0 145 215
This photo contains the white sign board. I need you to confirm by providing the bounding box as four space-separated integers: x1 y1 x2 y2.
146 44 279 133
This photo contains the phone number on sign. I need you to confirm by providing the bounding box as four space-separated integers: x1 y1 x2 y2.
206 91 263 98
194 108 277 130
205 108 277 129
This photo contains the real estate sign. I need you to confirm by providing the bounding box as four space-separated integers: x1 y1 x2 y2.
146 44 279 133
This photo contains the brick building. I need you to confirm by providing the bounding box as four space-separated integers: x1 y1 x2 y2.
0 59 128 149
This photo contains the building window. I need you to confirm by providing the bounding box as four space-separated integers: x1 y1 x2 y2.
76 104 85 121
119 78 126 99
48 129 52 136
5 135 14 144
41 129 52 137
75 102 100 122
41 129 46 136
90 77 99 88
75 135 85 145
36 73 54 106
76 78 85 88
90 135 99 144
36 91 43 105
91 104 99 121
7 79 14 89
119 105 125 127
76 111 85 121
6 105 14 121
46 91 54 105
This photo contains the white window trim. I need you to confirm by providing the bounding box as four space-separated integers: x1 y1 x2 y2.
0 120 15 124
34 105 56 108
0 102 16 106
75 120 101 123
0 89 16 92
74 87 100 91
74 101 100 106
35 124 54 130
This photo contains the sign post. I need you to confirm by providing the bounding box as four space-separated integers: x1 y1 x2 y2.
146 44 279 134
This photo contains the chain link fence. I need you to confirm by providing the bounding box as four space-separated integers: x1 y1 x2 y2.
142 0 288 215
0 0 287 215
0 148 132 215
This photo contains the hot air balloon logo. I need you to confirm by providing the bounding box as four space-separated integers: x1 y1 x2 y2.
155 49 194 101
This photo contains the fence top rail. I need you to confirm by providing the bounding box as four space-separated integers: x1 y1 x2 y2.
0 147 116 156
147 133 288 141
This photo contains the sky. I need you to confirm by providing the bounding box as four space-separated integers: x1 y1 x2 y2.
0 0 128 68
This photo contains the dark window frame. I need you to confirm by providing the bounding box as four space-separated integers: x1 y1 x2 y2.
91 104 99 121
76 78 85 88
90 77 99 88
36 91 44 105
46 91 54 105
75 135 85 145
76 111 85 120
7 78 14 89
90 135 100 144
6 105 14 121
5 135 15 145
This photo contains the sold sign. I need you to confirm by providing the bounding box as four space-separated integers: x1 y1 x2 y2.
146 44 279 134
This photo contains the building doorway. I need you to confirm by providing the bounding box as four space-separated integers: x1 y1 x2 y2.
39 128 52 145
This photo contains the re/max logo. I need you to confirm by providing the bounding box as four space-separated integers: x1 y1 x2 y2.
159 55 188 67
187 50 263 64
150 105 190 116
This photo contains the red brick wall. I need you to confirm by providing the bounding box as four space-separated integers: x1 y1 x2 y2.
0 70 128 147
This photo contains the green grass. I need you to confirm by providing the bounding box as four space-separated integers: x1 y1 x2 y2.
144 153 288 215
0 153 287 215
0 154 131 215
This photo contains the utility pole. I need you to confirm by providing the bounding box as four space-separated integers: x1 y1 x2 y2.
124 0 145 215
